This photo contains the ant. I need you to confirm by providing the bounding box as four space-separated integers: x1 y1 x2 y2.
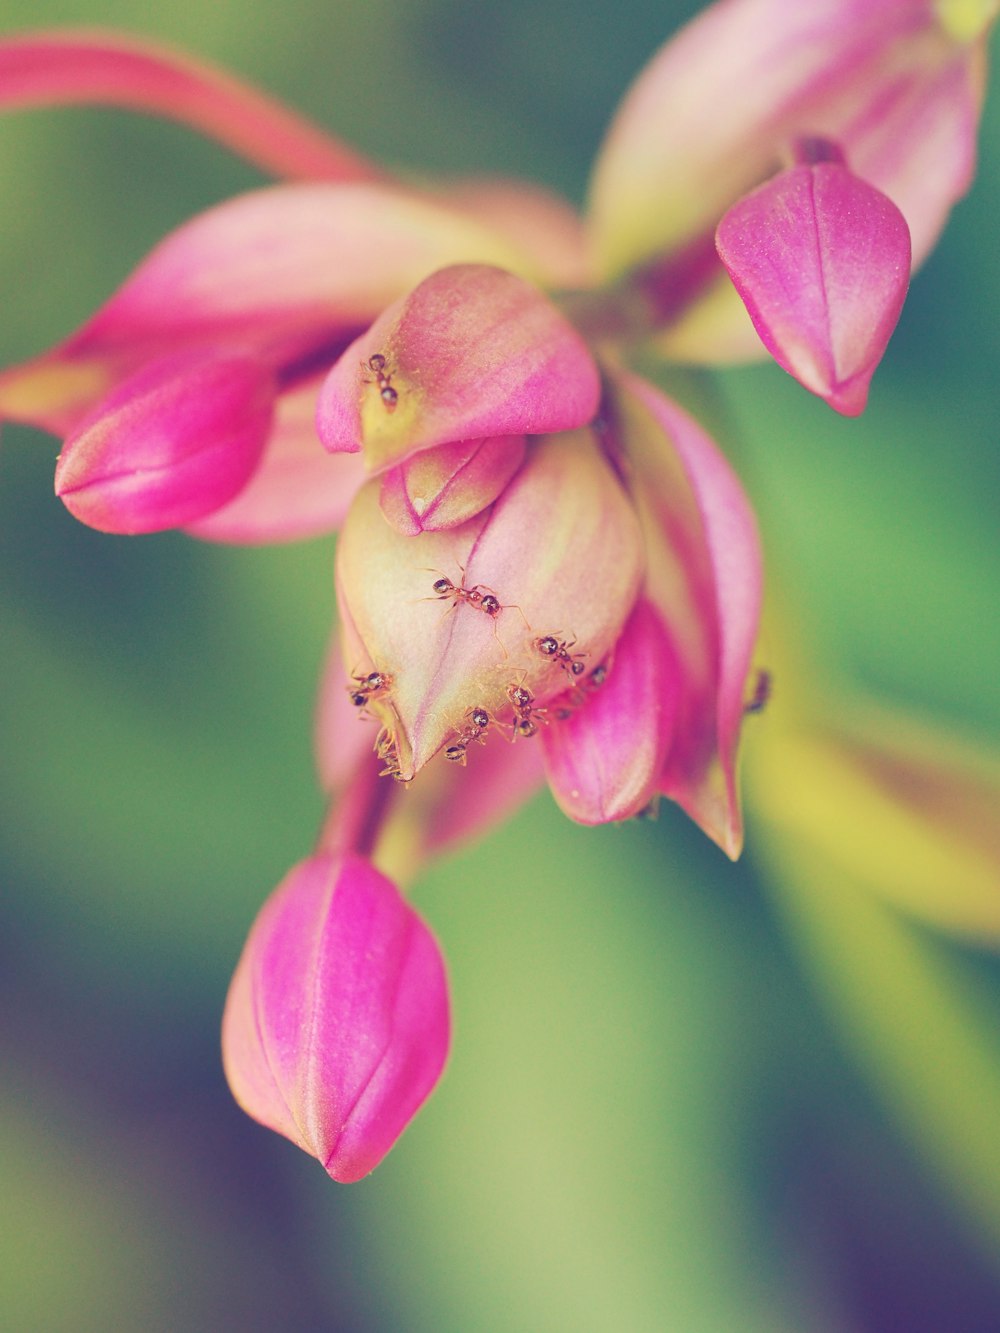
346 668 393 712
431 575 503 620
361 352 398 413
374 725 411 784
444 706 498 765
506 682 547 738
427 571 528 656
743 668 772 716
534 633 587 679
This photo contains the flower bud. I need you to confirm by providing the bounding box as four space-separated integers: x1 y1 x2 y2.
716 141 911 414
316 263 601 471
335 429 644 779
222 852 449 1183
54 348 274 533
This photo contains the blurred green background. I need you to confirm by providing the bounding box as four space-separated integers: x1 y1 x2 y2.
2 2 1000 1330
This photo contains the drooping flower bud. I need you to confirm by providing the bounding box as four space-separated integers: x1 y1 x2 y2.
316 263 601 471
336 429 644 779
222 852 449 1183
54 348 275 533
716 139 911 414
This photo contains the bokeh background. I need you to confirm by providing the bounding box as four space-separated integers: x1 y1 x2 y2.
2 1 1000 1329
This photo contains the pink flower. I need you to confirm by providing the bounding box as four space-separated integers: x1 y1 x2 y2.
0 4 991 1178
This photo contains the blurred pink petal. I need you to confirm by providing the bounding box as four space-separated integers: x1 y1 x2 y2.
613 373 762 857
316 264 601 470
0 29 379 182
0 184 526 436
222 852 449 1184
54 348 274 534
378 435 527 535
541 598 680 824
336 429 643 779
185 377 366 543
716 142 911 414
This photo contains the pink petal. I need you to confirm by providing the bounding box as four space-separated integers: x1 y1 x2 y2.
0 29 379 182
222 852 449 1183
589 0 987 355
541 598 681 824
185 377 365 543
54 348 274 534
378 435 527 535
716 148 911 414
316 264 601 470
612 373 762 857
0 184 527 436
335 429 643 779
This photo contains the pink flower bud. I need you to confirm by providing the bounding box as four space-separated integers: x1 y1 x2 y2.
54 348 275 533
316 263 601 471
716 141 911 414
335 429 644 779
222 852 449 1184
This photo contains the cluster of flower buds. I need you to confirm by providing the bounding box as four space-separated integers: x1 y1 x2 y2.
0 0 995 1183
316 260 762 851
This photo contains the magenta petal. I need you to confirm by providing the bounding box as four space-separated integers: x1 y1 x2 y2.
185 378 366 543
0 30 379 182
716 157 911 413
222 852 450 1184
316 264 601 470
541 599 680 824
54 349 274 534
378 435 527 535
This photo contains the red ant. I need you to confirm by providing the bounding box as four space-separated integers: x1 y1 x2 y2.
534 633 587 679
374 725 412 784
444 706 498 765
427 571 528 657
431 574 504 620
505 681 547 738
346 668 393 712
743 668 772 716
361 352 398 413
